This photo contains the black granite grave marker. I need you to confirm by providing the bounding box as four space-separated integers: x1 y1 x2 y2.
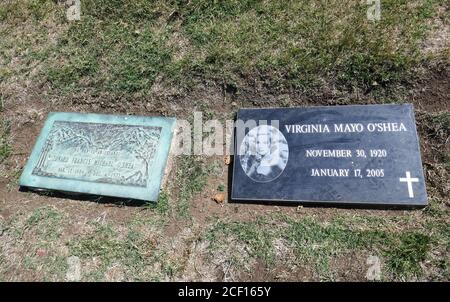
231 104 427 207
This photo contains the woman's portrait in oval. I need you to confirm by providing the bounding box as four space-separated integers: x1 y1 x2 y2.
239 125 289 183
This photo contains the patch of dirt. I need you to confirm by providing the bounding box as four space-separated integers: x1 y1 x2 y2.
329 251 372 281
410 65 450 113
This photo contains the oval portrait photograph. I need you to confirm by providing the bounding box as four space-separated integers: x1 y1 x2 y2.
239 125 289 183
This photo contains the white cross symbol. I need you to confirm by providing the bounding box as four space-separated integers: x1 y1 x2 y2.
399 171 419 198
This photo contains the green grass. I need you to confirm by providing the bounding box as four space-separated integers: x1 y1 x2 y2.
46 19 172 93
285 216 391 277
174 156 210 219
107 29 171 93
0 95 4 112
69 223 126 261
144 190 171 216
67 222 127 280
207 218 277 265
25 207 63 243
0 207 68 280
0 118 11 164
432 111 450 132
67 221 172 281
206 214 436 280
1 0 443 97
0 0 56 22
424 111 450 171
384 232 430 278
423 199 447 217
20 253 68 281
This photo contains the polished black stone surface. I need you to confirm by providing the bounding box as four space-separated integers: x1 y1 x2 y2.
231 104 427 207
